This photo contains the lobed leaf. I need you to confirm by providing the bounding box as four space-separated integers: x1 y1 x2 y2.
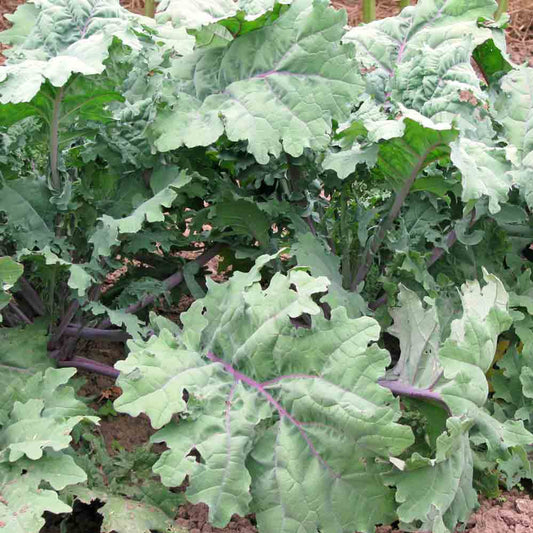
115 255 414 532
343 0 499 128
152 0 364 164
0 0 141 103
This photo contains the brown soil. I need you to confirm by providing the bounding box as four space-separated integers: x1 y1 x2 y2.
2 1 532 532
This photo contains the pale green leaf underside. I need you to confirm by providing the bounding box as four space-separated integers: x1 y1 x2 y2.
389 271 532 460
390 418 477 533
0 462 73 533
387 285 440 389
450 137 512 214
293 231 367 317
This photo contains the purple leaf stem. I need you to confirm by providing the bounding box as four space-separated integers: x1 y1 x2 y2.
378 379 451 415
56 356 119 379
98 243 225 329
64 324 130 342
206 352 340 478
8 302 32 325
50 87 64 192
19 278 45 316
427 229 458 268
305 216 317 237
351 143 444 291
49 300 80 350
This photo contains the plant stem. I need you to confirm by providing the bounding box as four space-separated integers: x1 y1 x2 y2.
56 356 119 379
98 243 225 329
49 88 64 192
49 300 80 350
8 302 32 325
64 325 130 342
19 278 46 316
494 0 508 20
145 0 156 17
378 379 451 415
362 0 376 23
399 0 410 9
351 144 443 291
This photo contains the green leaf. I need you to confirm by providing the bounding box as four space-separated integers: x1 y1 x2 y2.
326 109 457 186
115 255 414 532
0 3 39 47
1 386 95 461
388 273 533 459
0 178 54 249
89 302 145 339
493 67 533 209
450 137 512 214
68 264 95 297
90 174 189 257
387 286 440 389
0 320 53 399
388 417 477 533
0 257 23 288
292 231 367 317
374 112 457 189
343 0 498 128
212 198 271 244
0 461 73 533
67 486 186 533
0 364 96 533
0 0 141 103
157 0 289 29
0 257 23 317
21 452 87 490
435 273 532 455
152 0 364 164
322 143 378 180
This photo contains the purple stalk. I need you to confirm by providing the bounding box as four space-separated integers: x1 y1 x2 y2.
351 143 444 291
56 356 119 379
206 352 340 478
378 379 451 415
50 87 64 192
427 229 458 267
64 325 130 342
98 243 225 329
49 300 80 350
428 209 476 268
19 278 45 316
305 216 317 237
8 302 32 325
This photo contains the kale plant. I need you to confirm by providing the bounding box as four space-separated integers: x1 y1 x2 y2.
1 0 533 532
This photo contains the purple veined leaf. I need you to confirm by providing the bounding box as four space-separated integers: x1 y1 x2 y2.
114 253 414 532
343 0 505 127
152 0 365 164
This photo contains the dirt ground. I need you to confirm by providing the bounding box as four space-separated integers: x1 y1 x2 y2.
1 0 533 532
